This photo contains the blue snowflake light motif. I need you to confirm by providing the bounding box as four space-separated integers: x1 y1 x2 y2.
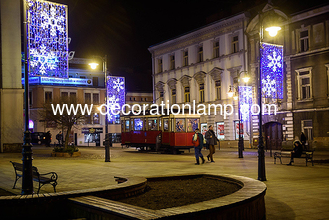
260 43 283 99
27 0 68 78
107 76 125 122
239 86 253 121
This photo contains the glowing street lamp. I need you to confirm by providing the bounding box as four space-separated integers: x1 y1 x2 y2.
265 26 281 37
227 86 234 98
89 62 99 70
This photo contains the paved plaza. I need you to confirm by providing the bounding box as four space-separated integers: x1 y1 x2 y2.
0 144 328 220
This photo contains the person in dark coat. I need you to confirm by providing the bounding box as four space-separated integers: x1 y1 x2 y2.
56 131 62 145
300 132 307 149
45 131 51 147
287 137 304 165
205 125 219 162
192 128 205 165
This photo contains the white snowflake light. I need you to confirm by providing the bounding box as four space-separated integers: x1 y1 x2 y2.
267 51 282 72
262 75 276 97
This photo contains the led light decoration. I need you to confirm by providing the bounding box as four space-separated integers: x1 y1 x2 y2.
107 76 125 122
27 0 68 77
260 43 283 99
239 86 253 121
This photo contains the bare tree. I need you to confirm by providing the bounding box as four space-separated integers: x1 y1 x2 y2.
40 96 94 149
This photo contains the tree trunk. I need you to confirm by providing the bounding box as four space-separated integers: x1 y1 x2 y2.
64 127 71 149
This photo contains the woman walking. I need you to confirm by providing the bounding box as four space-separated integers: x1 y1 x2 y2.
205 125 219 162
192 128 205 165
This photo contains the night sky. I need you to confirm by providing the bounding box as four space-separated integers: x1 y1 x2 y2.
55 0 328 92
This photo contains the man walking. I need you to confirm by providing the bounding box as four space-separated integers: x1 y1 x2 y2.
192 128 205 165
205 125 219 162
56 131 63 146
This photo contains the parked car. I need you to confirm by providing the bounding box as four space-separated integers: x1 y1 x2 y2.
31 132 47 145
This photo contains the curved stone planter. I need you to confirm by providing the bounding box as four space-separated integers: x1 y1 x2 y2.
51 151 81 157
70 174 267 220
0 174 266 220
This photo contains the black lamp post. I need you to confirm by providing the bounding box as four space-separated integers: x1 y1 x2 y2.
22 0 34 195
89 55 110 162
228 71 249 158
257 11 281 181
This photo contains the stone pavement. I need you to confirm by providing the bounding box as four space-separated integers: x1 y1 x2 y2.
0 144 328 220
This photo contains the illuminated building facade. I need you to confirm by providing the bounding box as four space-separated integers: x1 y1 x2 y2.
149 12 251 143
246 3 329 150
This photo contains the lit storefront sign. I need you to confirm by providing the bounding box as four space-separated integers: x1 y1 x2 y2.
22 77 92 86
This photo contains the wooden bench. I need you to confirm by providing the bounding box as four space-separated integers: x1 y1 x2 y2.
10 161 58 194
274 149 314 166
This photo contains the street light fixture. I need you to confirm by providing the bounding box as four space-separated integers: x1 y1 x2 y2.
227 71 250 158
89 55 110 162
89 62 99 70
258 12 281 181
265 26 281 37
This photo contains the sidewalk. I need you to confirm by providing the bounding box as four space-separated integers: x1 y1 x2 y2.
0 144 328 220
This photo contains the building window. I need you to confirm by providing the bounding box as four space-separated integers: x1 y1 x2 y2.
170 55 175 70
159 91 164 103
296 68 312 100
213 41 219 58
157 58 163 73
183 50 188 66
93 113 99 124
300 30 309 52
232 36 239 53
93 93 99 105
85 93 91 104
61 92 68 99
197 46 203 63
184 86 190 102
302 120 313 141
171 89 176 104
70 92 76 103
199 83 204 103
215 80 221 100
45 91 52 103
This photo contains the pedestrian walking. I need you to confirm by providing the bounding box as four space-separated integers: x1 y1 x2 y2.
192 128 205 165
205 125 219 163
56 131 62 146
45 131 51 147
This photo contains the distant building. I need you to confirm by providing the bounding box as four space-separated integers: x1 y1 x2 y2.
246 3 329 150
149 2 329 149
149 12 251 143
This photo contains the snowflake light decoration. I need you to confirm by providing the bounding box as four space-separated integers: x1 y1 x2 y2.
267 51 282 72
27 0 68 78
262 75 276 97
113 78 125 92
239 86 253 121
261 43 283 99
107 76 125 122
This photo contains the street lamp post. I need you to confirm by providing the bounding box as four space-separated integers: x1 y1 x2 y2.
89 55 110 162
228 71 249 158
21 0 34 195
257 12 281 181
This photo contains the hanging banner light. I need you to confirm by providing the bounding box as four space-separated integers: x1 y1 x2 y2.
27 0 68 78
107 76 125 121
260 43 284 99
239 86 253 121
